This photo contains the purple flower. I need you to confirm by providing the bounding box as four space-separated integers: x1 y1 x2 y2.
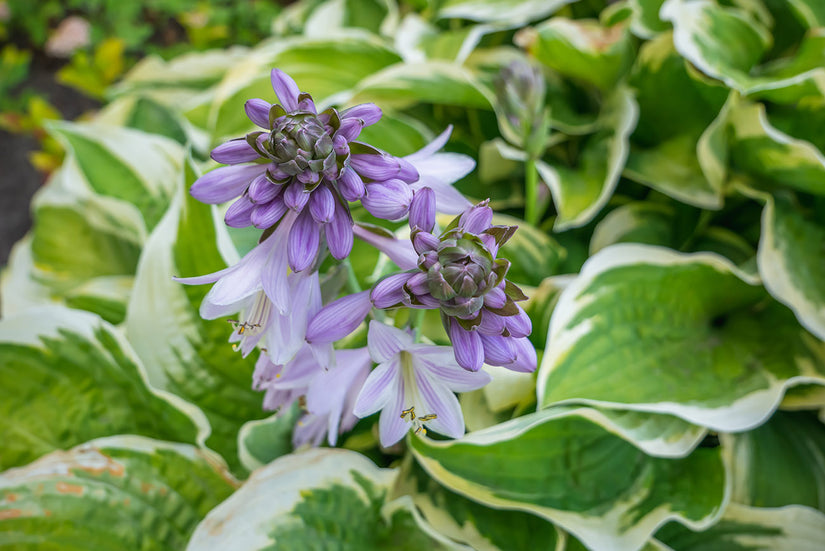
353 321 491 447
253 344 322 412
369 201 536 373
189 68 420 271
404 126 473 215
174 211 320 363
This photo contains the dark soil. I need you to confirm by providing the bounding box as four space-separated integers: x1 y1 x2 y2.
0 55 99 267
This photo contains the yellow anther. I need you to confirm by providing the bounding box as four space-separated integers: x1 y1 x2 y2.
401 407 416 420
418 414 437 422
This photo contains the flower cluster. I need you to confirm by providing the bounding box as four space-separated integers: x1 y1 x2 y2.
178 68 535 448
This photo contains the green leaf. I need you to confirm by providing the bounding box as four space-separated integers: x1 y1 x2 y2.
356 113 429 157
493 214 565 286
788 0 825 27
436 0 574 24
211 33 402 138
537 244 825 431
237 406 300 472
525 18 635 91
399 459 561 551
728 101 825 195
662 0 771 92
757 195 825 340
47 121 181 230
349 61 492 110
0 306 208 470
590 202 676 254
186 449 454 550
62 276 133 325
410 409 726 551
656 503 825 550
537 85 638 230
0 436 236 550
627 0 670 38
722 410 825 512
125 158 267 474
624 33 727 208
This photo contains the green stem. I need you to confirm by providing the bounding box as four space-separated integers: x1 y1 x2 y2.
343 259 361 294
411 308 426 342
524 158 539 226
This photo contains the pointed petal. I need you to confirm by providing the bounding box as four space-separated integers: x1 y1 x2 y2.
409 186 435 232
337 167 366 201
190 164 264 204
326 200 354 260
245 99 272 128
309 184 335 223
460 203 494 234
405 125 452 162
224 196 256 228
288 207 320 272
283 180 311 211
503 337 537 373
352 224 417 270
448 319 484 371
351 153 413 182
367 320 414 364
413 346 492 392
504 306 532 338
211 138 260 164
353 358 399 418
251 198 287 229
335 117 365 142
260 212 295 313
340 103 382 126
370 272 414 308
362 180 414 220
480 333 517 365
378 381 408 447
271 68 299 111
414 368 464 439
306 290 372 343
247 173 282 203
199 292 251 320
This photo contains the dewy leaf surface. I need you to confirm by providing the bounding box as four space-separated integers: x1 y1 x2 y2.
0 436 236 551
126 158 267 473
0 306 207 470
410 410 726 551
758 194 825 341
187 449 454 550
537 244 825 431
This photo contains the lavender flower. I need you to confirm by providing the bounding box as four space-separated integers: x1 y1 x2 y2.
190 68 419 271
353 321 490 447
175 210 321 363
371 201 536 373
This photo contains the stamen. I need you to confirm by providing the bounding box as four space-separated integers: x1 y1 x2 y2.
401 406 416 420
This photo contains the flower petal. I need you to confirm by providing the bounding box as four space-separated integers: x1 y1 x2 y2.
251 198 288 229
448 319 484 371
413 346 492 392
190 164 264 204
352 224 417 270
287 207 320 272
378 381 408 447
245 99 272 128
325 199 354 260
211 138 260 164
503 337 537 373
271 68 300 111
337 167 366 201
248 173 282 203
409 186 435 232
340 103 382 126
283 180 311 211
370 272 414 308
405 125 452 162
480 333 517 365
306 290 372 343
353 357 400 418
224 197 256 228
362 180 413 220
367 320 414 364
460 203 494 234
504 305 532 338
414 368 464 439
261 211 295 313
309 184 335 223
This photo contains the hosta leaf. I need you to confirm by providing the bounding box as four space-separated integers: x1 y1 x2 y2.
348 61 492 110
661 0 771 91
625 33 727 208
0 306 207 470
788 0 825 27
538 85 638 230
728 101 825 195
399 460 561 551
525 18 635 91
187 449 454 550
492 214 565 286
125 158 267 473
237 406 300 472
46 121 181 230
721 411 825 512
758 195 825 340
655 504 825 550
0 436 236 550
436 0 574 25
410 409 726 551
211 33 402 138
627 0 670 39
537 244 825 432
590 202 676 254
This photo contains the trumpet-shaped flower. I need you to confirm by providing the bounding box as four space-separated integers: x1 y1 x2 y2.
353 321 491 447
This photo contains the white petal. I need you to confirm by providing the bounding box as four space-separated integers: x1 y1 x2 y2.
378 381 408 447
367 320 414 364
414 368 465 439
353 358 400 417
